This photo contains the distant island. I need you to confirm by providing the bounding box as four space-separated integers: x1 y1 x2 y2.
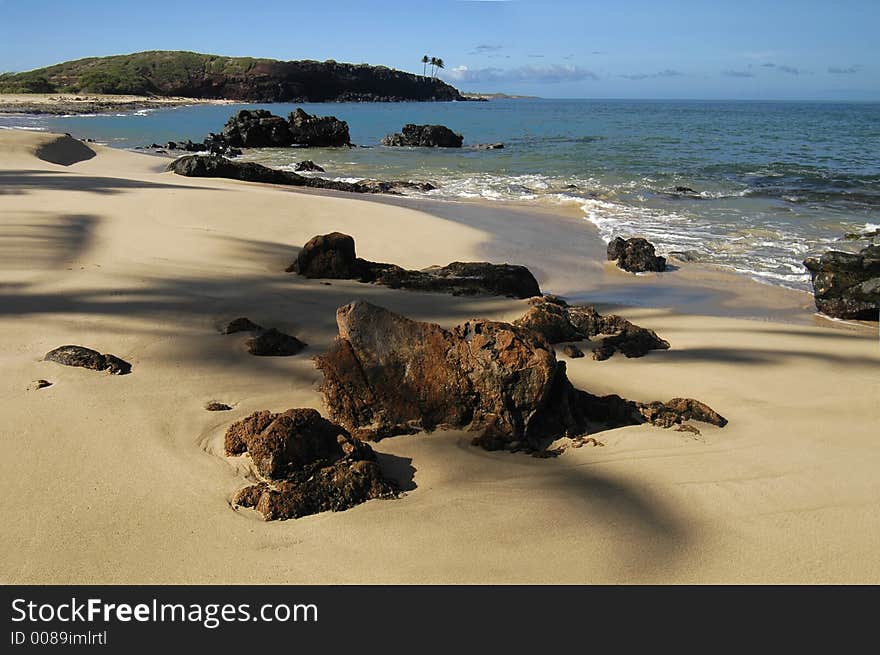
462 93 541 100
0 50 468 103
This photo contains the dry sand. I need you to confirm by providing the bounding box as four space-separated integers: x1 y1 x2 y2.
1 131 878 583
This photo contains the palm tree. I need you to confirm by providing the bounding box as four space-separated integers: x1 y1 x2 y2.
421 55 430 77
433 58 445 78
429 57 438 77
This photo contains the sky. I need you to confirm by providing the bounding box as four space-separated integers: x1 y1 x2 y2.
0 0 878 100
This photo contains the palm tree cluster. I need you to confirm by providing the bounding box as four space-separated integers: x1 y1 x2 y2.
421 55 445 78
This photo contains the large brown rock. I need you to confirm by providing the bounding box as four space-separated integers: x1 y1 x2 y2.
44 345 131 375
514 296 669 360
286 232 366 279
288 232 541 299
225 408 397 520
317 301 723 451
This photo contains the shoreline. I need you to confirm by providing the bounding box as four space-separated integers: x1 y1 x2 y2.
0 93 234 115
1 130 878 584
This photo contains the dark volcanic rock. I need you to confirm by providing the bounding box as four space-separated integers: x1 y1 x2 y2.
803 244 880 320
514 296 670 360
44 345 131 375
245 328 307 356
225 407 397 520
288 232 540 298
167 154 430 196
561 344 584 359
288 108 350 147
607 236 667 273
221 109 293 147
223 317 264 334
294 160 325 172
205 401 233 411
357 179 436 193
287 232 365 279
381 124 463 148
370 261 541 298
316 301 724 452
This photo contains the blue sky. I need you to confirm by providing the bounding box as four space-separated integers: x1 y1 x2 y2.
0 0 877 100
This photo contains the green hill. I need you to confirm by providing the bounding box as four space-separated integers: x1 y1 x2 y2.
0 50 466 102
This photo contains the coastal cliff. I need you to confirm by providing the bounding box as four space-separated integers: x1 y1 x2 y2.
0 50 467 102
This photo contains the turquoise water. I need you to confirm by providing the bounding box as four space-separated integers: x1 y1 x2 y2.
3 99 879 290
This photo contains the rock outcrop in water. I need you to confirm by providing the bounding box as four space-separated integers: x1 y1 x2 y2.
219 108 351 148
316 301 726 451
607 236 667 273
226 408 398 520
381 124 463 147
803 244 880 320
514 296 670 360
287 232 541 298
167 155 431 196
44 345 131 375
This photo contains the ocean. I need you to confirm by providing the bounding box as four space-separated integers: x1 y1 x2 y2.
3 98 878 291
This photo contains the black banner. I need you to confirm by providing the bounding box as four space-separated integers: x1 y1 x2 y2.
2 585 876 651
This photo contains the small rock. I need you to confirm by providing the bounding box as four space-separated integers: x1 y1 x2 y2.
224 317 264 334
562 344 584 358
28 379 53 391
294 160 325 172
245 328 307 356
44 345 131 375
205 401 233 411
474 143 504 150
607 236 666 273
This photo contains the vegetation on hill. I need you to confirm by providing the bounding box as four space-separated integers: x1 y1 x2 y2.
0 50 466 102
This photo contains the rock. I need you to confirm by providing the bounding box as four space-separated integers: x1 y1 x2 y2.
369 261 541 298
245 328 307 356
316 301 723 452
287 233 540 299
223 317 264 334
44 345 131 375
225 408 397 520
474 143 504 150
294 160 325 172
221 109 293 147
513 296 670 360
637 398 727 429
803 244 880 320
205 401 233 411
357 179 436 193
288 108 350 147
168 154 425 196
607 236 666 273
286 232 365 279
381 124 463 147
844 228 880 241
27 379 53 391
673 186 698 194
561 344 584 358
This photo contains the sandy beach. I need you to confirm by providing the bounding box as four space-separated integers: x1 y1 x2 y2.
1 130 878 584
0 93 231 115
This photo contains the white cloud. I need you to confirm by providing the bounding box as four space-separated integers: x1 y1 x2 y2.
443 64 598 84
